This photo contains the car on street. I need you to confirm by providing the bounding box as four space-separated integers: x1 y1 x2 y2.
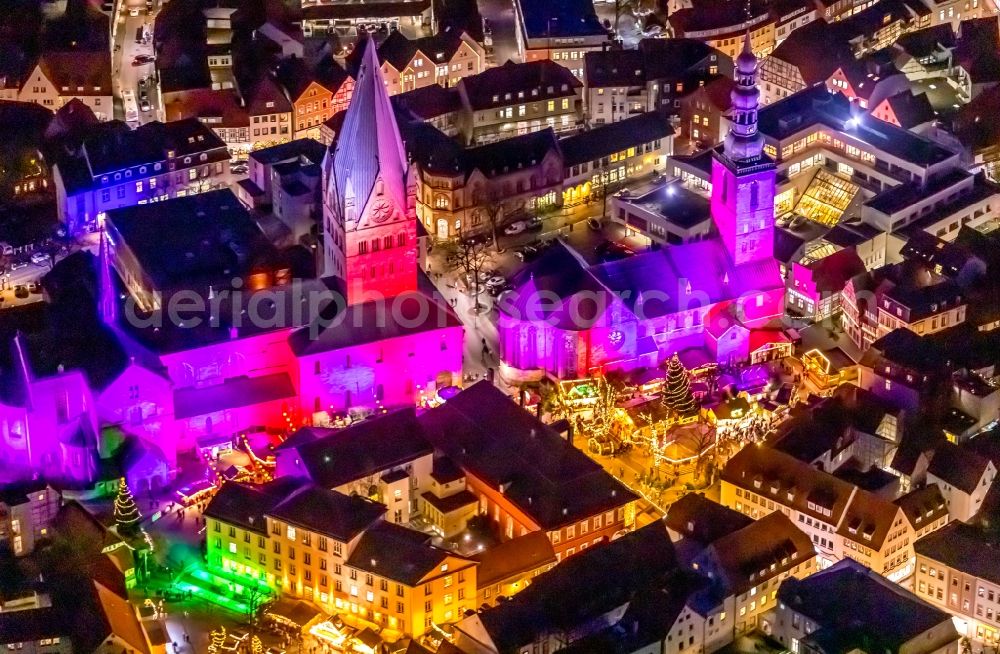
30 251 49 265
484 275 505 290
14 285 28 299
514 245 538 262
140 98 151 112
587 218 603 231
0 242 13 256
9 259 28 271
230 164 248 175
595 240 634 263
503 221 527 235
131 54 154 66
28 283 41 294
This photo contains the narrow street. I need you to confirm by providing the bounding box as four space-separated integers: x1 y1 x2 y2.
112 0 162 124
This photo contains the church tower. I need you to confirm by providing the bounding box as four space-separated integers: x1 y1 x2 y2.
323 36 418 303
710 33 776 266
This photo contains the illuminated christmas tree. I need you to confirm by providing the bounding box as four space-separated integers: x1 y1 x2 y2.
662 354 698 418
113 477 141 535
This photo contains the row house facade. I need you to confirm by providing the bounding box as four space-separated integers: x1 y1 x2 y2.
455 60 583 145
721 444 917 582
5 52 113 121
365 29 487 96
52 118 231 234
915 522 1000 645
205 482 478 638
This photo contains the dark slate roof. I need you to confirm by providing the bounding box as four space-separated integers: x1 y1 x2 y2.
392 84 463 121
204 479 303 534
57 118 227 195
777 558 955 654
369 27 471 72
463 128 559 178
345 521 460 585
894 484 948 530
559 112 673 167
268 485 386 541
584 49 646 88
664 493 753 546
475 523 677 653
517 0 606 39
293 408 433 489
419 381 638 530
173 373 297 419
106 189 278 291
458 60 581 111
250 138 326 166
289 287 462 355
768 21 854 85
637 38 719 81
915 521 1000 584
473 531 556 587
882 91 936 129
928 441 992 494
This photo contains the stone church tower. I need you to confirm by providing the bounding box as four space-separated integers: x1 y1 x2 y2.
322 37 419 303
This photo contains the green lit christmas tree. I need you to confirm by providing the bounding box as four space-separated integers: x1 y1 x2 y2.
662 354 698 417
113 477 142 535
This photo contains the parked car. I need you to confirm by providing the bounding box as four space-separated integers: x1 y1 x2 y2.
131 54 154 66
28 282 41 294
0 242 13 256
140 99 151 112
503 221 527 235
595 240 634 263
587 218 603 231
30 251 49 265
230 164 248 175
14 285 28 299
9 259 28 271
514 245 538 262
485 275 505 290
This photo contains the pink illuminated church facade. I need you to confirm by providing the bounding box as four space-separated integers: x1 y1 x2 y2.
498 34 788 380
0 38 463 490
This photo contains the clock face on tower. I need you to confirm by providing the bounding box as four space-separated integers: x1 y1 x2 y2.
371 199 392 223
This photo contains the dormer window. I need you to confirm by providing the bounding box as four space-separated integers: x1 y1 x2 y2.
139 166 147 175
101 176 108 184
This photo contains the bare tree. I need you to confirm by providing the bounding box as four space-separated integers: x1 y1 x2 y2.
440 232 492 313
483 199 505 251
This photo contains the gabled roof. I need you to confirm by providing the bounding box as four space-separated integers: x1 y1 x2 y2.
800 248 867 293
204 479 300 534
345 521 466 586
894 484 948 530
267 485 386 542
473 531 557 587
290 408 434 489
419 381 638 530
664 493 754 545
38 51 111 97
915 521 1000 585
777 558 956 654
880 91 936 129
559 112 673 167
928 441 993 494
472 523 677 653
246 74 292 115
701 511 815 596
458 60 581 111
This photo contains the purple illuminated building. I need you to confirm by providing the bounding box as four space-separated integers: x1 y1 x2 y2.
498 34 787 380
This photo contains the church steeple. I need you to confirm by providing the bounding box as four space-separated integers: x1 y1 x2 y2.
321 35 418 303
724 33 764 164
710 32 776 266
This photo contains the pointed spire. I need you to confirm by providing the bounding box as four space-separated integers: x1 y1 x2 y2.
328 35 408 219
99 229 117 324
